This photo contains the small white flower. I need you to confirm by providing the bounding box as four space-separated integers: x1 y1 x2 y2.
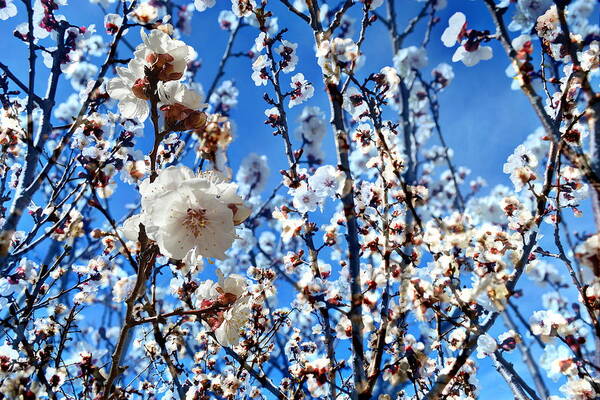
559 377 596 400
218 10 239 30
318 38 358 63
377 66 400 97
0 0 17 20
476 334 497 359
106 61 149 121
104 13 123 34
447 327 467 351
452 45 493 66
64 61 98 91
575 233 600 271
264 106 281 126
210 80 239 110
46 367 67 389
431 62 455 88
503 144 538 191
308 165 344 199
236 153 270 196
510 0 552 33
292 183 321 213
540 344 574 381
0 342 19 361
231 0 255 17
192 270 250 346
316 37 359 82
129 2 159 24
530 310 568 341
107 29 194 121
580 41 599 72
289 73 314 108
194 0 216 12
215 301 251 346
343 87 368 121
139 29 193 79
113 275 137 302
158 81 204 110
393 46 428 77
251 55 269 86
276 40 299 73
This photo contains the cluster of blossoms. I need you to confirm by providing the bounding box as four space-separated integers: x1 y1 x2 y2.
316 36 360 83
107 28 206 129
288 165 345 213
0 0 599 399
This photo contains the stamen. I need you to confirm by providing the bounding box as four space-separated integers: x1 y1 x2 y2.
182 208 207 237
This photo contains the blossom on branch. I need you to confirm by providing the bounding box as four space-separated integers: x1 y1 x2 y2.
442 12 493 66
122 166 251 260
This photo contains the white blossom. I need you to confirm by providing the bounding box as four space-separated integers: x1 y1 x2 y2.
292 183 321 213
106 59 149 120
231 0 255 17
530 310 568 341
441 12 466 47
112 275 137 302
0 0 17 20
308 165 344 199
393 46 428 77
288 73 314 108
194 0 215 12
276 40 299 73
476 334 497 358
452 45 493 67
126 166 251 260
251 55 269 86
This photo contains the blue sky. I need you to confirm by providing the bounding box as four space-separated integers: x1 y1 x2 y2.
0 1 595 398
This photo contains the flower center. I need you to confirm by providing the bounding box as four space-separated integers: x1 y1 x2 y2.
182 208 208 238
146 53 183 81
